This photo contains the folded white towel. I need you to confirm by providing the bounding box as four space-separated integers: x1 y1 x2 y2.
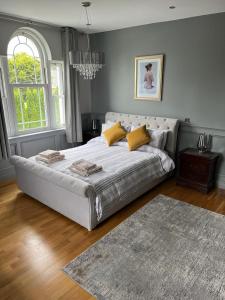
72 159 97 172
69 165 102 177
36 154 65 164
39 149 60 159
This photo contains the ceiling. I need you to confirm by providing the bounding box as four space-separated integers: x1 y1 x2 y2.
0 0 225 33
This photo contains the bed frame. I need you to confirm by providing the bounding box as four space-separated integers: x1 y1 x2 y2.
11 112 179 230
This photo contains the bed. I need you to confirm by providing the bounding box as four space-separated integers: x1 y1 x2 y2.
10 112 179 230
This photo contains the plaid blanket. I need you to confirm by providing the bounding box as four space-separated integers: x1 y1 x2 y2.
94 155 164 220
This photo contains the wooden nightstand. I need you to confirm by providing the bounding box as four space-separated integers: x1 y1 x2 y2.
176 148 220 193
83 130 100 144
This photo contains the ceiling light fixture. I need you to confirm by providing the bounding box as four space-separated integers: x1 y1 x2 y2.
69 1 105 80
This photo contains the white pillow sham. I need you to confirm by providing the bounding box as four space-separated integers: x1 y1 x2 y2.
101 121 115 136
131 125 168 150
160 130 168 150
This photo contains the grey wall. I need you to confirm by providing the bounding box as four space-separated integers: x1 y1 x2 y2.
91 13 225 128
0 18 62 59
1 129 70 181
91 13 225 188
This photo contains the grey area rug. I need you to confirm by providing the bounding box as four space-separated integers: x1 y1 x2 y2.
63 195 225 300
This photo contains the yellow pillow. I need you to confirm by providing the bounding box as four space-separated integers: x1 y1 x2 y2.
103 122 127 146
126 125 151 151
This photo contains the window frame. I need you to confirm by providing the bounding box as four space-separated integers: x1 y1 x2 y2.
49 60 65 129
0 28 65 137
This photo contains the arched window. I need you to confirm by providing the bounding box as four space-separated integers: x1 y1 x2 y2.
7 33 45 84
0 28 64 135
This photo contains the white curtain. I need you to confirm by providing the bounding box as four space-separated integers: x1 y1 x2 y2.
0 91 10 160
61 27 83 144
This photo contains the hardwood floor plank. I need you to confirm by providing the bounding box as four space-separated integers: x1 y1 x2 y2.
0 178 224 299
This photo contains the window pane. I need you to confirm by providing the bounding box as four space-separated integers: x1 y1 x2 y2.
13 87 47 131
7 35 43 84
50 62 65 127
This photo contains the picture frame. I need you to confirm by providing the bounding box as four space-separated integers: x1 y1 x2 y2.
134 54 164 101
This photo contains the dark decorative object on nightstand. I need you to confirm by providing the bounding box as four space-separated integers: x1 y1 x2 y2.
176 148 220 193
83 119 101 144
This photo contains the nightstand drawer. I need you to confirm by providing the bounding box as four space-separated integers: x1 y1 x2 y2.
179 158 210 183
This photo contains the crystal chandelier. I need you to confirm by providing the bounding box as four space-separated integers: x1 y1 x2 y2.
69 1 105 80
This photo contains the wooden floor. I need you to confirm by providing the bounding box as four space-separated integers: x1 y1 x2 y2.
0 179 225 300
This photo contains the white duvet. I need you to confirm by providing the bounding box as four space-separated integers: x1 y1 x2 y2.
29 137 175 220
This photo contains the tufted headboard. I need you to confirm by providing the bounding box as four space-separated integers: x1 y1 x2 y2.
105 112 180 159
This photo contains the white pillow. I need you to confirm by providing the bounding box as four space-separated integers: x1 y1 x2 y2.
131 126 168 150
101 121 116 136
120 122 131 133
148 129 168 150
160 130 168 150
148 129 164 149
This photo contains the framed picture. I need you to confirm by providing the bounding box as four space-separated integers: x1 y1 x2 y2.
134 54 164 101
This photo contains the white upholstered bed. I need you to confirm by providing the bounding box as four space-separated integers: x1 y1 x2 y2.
10 112 179 230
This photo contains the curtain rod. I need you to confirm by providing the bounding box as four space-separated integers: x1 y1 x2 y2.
0 12 60 29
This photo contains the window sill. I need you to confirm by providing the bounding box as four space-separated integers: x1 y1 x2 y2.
9 128 66 142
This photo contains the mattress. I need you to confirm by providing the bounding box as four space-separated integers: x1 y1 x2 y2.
28 137 174 220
